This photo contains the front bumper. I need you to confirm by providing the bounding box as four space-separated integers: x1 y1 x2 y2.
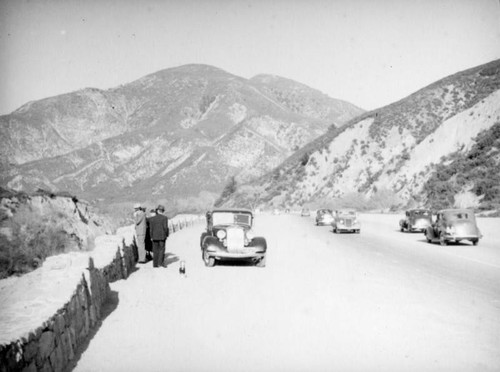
206 250 266 260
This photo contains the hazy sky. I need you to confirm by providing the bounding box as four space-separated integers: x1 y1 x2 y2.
1 0 499 115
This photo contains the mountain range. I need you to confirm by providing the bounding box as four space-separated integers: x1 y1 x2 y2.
220 59 500 211
0 64 364 210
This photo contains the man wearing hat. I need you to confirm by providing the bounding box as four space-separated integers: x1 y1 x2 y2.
133 203 147 263
147 204 170 268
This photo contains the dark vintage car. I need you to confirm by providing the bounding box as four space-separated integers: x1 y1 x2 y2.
315 209 334 226
332 209 360 233
425 208 482 246
399 209 432 232
200 208 267 267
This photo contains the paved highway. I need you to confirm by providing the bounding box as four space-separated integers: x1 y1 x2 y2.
72 213 500 372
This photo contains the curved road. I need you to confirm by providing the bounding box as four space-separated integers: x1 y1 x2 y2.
72 213 500 372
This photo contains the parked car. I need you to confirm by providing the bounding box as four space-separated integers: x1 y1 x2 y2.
315 209 334 226
200 208 267 267
399 209 432 232
300 208 311 217
332 209 360 233
425 208 482 246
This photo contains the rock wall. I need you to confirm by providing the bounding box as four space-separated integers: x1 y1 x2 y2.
0 217 199 372
0 228 135 372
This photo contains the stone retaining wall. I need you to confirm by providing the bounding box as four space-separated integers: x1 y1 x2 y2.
0 229 135 372
0 217 200 372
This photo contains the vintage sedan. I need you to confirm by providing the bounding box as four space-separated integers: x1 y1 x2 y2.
300 208 311 217
200 208 267 267
315 209 334 226
425 208 482 246
332 209 360 233
399 209 432 232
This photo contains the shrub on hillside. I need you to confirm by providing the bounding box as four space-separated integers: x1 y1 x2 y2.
423 122 500 210
0 206 77 278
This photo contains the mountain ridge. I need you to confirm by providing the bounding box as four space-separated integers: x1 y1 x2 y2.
219 59 500 211
0 64 364 209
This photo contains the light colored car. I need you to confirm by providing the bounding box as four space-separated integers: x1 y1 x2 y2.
425 208 482 246
315 209 334 226
200 208 267 267
399 209 432 232
332 209 360 233
300 208 310 217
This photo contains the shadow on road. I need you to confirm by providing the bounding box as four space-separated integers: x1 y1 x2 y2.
215 260 258 267
417 239 475 247
64 290 120 372
164 253 180 267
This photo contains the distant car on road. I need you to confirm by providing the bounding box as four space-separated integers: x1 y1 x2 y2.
300 208 311 217
425 208 481 246
332 209 360 233
200 208 267 267
399 209 432 232
315 209 334 226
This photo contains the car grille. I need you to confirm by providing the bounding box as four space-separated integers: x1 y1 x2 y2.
345 219 352 227
226 227 245 251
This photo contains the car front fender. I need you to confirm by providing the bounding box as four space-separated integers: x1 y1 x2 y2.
203 236 223 251
425 226 436 239
248 237 267 252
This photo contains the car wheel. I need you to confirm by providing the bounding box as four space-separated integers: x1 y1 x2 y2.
333 226 337 234
472 239 478 246
439 233 447 246
203 250 215 267
256 255 266 268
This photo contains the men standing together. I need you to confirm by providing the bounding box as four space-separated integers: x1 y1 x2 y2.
146 204 170 268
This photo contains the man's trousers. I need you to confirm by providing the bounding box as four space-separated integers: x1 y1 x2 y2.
152 240 166 268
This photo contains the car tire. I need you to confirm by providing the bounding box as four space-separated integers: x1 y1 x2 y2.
203 250 215 267
439 233 447 246
333 226 337 234
472 239 479 246
256 255 266 268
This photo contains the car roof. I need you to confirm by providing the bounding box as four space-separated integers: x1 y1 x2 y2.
210 208 253 214
439 208 474 214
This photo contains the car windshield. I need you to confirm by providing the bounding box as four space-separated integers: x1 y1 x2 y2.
413 210 430 216
212 212 252 226
338 210 356 216
444 211 474 221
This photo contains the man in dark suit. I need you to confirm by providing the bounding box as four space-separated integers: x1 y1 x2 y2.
147 204 170 268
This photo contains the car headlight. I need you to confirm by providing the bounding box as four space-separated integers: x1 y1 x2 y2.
217 230 226 240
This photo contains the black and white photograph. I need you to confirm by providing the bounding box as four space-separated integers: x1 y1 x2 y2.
1 0 500 371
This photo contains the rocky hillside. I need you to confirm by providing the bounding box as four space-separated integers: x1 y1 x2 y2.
0 187 114 277
0 65 363 208
220 59 500 210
